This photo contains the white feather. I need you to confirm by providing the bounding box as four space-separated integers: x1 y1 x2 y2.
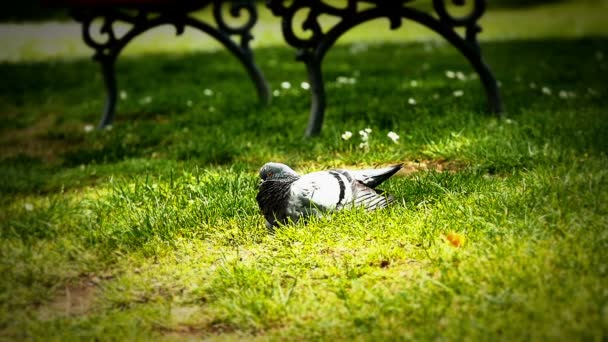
290 172 342 209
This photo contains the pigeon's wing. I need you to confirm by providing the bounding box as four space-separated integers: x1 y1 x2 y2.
289 171 352 212
351 181 395 210
347 164 402 188
290 169 393 212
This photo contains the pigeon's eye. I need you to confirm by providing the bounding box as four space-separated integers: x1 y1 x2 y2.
267 172 274 178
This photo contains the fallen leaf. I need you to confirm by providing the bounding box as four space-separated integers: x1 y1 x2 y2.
446 232 465 247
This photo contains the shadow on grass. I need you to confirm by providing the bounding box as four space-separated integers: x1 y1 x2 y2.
0 38 606 196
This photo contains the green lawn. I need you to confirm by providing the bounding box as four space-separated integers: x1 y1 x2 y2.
1 2 608 340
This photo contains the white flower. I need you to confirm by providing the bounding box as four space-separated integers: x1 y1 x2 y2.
359 130 369 142
140 96 152 104
541 86 552 95
410 80 418 87
281 81 291 89
273 89 280 97
341 131 353 140
204 89 214 96
445 70 456 79
300 81 310 90
105 125 112 131
408 98 416 105
84 124 94 133
559 90 577 99
24 203 34 211
456 71 467 81
359 142 369 150
364 128 372 134
453 90 464 97
596 51 604 61
119 90 128 100
349 42 368 54
186 100 193 107
387 131 400 143
337 76 356 85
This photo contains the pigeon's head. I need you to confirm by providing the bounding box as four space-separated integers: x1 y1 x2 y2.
259 162 299 181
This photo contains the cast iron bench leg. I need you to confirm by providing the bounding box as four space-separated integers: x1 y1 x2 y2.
299 52 326 137
72 1 270 129
98 57 117 128
268 0 503 137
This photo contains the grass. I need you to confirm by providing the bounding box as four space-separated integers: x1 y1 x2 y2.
1 2 608 340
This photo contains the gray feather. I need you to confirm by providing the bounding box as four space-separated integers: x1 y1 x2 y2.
256 175 299 227
348 164 402 188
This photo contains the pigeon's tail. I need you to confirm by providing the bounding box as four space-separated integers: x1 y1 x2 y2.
352 186 395 211
350 164 403 188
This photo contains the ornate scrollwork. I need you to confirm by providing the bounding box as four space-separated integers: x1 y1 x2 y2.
72 10 137 61
432 0 485 27
73 1 260 61
267 0 501 137
212 0 258 49
267 0 362 49
267 0 487 51
432 0 485 44
70 0 269 128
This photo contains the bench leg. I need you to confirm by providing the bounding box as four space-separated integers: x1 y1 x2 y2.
98 57 117 128
210 1 270 104
244 55 271 105
299 53 326 137
185 13 270 105
71 2 270 128
268 0 503 137
474 54 503 115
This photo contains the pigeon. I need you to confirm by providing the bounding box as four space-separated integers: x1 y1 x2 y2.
256 162 402 228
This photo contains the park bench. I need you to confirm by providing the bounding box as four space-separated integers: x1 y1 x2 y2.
47 0 502 136
267 0 504 136
45 0 271 128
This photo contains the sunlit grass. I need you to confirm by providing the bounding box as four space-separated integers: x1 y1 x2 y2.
0 7 607 340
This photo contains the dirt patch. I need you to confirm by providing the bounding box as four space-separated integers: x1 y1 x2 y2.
303 159 465 176
159 325 207 340
396 159 465 175
37 277 98 320
158 321 243 340
156 307 251 340
0 115 83 163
